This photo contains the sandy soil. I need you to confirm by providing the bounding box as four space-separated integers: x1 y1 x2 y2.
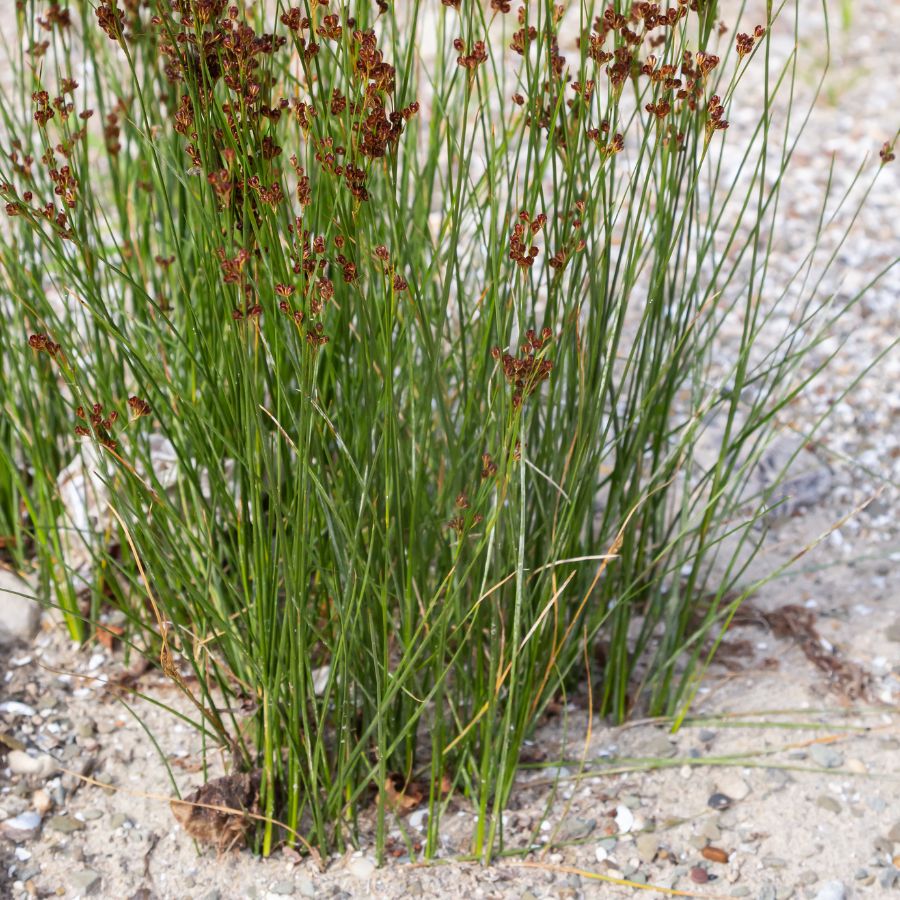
2 0 899 898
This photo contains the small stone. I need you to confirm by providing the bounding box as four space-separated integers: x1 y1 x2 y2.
68 870 101 895
558 817 596 841
715 774 750 801
813 882 846 900
853 868 868 880
689 835 708 850
0 701 36 717
845 758 867 774
708 793 732 810
48 814 85 834
296 878 315 898
879 868 899 890
809 745 843 769
699 729 717 743
885 619 900 642
80 809 103 821
640 733 677 758
109 813 131 829
614 806 634 834
201 892 221 900
797 871 818 885
731 888 751 898
0 811 42 842
520 893 539 900
635 833 659 864
347 857 376 880
816 796 841 813
270 881 296 896
757 885 776 900
0 570 40 646
875 836 895 855
6 751 58 778
31 790 52 815
594 846 609 863
701 820 721 841
888 821 900 843
690 867 709 884
775 888 793 900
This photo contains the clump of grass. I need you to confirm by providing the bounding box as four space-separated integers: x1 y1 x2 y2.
0 0 895 862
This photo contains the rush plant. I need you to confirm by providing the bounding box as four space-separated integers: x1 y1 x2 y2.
0 0 895 862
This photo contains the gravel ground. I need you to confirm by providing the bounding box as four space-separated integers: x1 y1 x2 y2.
1 0 899 898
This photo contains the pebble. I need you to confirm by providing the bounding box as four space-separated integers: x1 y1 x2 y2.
347 857 375 880
68 870 101 895
809 745 843 769
701 820 721 841
640 733 677 758
689 867 709 884
853 868 868 880
797 871 818 885
775 888 793 900
813 882 846 900
844 758 867 774
614 806 634 834
888 821 900 843
594 846 609 863
0 570 40 646
269 881 296 896
715 774 751 801
32 790 52 815
699 729 717 743
731 888 751 898
80 809 103 821
708 793 732 810
6 751 58 778
48 814 85 834
635 833 659 863
815 796 841 813
0 701 36 717
0 811 42 841
109 813 131 829
690 835 709 850
879 868 899 890
558 817 596 841
885 619 900 642
296 878 315 898
758 886 776 900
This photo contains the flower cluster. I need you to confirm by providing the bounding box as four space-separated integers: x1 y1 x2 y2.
28 333 61 357
75 403 118 451
736 26 766 58
492 327 554 408
454 38 488 70
509 211 546 270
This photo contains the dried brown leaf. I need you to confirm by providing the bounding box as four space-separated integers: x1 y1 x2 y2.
170 770 261 851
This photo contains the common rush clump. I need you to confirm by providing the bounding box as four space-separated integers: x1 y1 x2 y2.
0 0 895 862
